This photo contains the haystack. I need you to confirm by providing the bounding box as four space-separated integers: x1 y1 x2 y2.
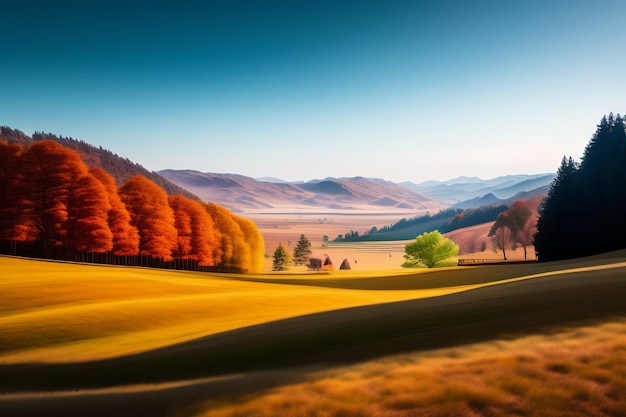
339 258 351 270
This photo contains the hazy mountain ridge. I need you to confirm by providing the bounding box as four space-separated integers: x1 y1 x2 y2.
159 169 552 214
401 173 555 204
159 170 443 213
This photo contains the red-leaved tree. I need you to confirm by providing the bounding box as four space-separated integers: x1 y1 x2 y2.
120 175 178 261
90 168 139 256
0 140 32 244
21 141 91 257
65 173 113 254
169 195 220 266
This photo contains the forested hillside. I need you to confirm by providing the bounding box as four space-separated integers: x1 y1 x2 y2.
0 134 264 273
0 126 197 200
334 204 509 242
535 113 626 261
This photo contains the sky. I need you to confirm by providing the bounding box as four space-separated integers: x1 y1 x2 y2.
2 0 626 183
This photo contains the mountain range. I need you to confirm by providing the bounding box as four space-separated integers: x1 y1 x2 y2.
401 174 555 205
1 126 554 215
159 170 554 213
159 170 445 213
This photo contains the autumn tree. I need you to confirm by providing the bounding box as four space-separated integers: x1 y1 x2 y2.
489 224 514 260
293 234 312 266
65 173 113 254
233 215 265 273
0 140 31 244
21 140 92 257
488 200 538 260
89 168 139 256
509 199 541 260
206 202 251 272
272 242 291 271
403 230 459 268
169 195 220 267
120 175 178 261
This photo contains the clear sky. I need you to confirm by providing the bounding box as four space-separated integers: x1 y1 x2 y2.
2 0 625 183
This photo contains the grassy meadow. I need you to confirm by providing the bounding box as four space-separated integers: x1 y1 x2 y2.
1 251 626 416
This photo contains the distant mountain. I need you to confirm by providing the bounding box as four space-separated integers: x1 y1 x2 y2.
401 174 555 205
451 185 550 210
159 170 444 213
0 127 198 200
256 177 289 184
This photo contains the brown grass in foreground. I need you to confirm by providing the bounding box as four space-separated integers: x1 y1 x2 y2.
196 319 626 417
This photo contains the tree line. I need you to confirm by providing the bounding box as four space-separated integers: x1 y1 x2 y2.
0 139 264 273
534 113 626 261
334 204 508 242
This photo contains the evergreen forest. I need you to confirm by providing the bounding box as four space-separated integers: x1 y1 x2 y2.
534 113 626 261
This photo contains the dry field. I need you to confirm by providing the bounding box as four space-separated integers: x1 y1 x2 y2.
249 210 532 271
246 209 415 270
1 250 626 417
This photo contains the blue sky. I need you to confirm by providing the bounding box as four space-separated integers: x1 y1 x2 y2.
2 0 625 183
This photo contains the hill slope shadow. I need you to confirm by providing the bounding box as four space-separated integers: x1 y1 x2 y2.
3 263 626 393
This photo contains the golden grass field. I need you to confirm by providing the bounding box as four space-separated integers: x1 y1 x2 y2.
251 211 532 272
1 249 626 417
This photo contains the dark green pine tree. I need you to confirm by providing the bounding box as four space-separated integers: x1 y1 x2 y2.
292 234 312 266
272 242 291 271
534 156 580 261
535 113 626 261
578 113 626 254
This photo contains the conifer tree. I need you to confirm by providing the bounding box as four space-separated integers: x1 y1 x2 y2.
272 242 291 271
292 234 312 266
535 113 626 261
534 156 580 261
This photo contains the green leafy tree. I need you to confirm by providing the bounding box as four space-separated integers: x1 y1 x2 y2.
292 234 312 266
403 230 459 268
272 242 291 271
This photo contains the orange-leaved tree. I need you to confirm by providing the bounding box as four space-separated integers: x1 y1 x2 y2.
233 214 265 274
65 173 113 254
205 202 251 273
89 168 140 256
120 175 178 262
168 195 221 266
21 140 92 257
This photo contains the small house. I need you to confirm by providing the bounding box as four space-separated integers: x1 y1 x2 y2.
308 253 334 271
